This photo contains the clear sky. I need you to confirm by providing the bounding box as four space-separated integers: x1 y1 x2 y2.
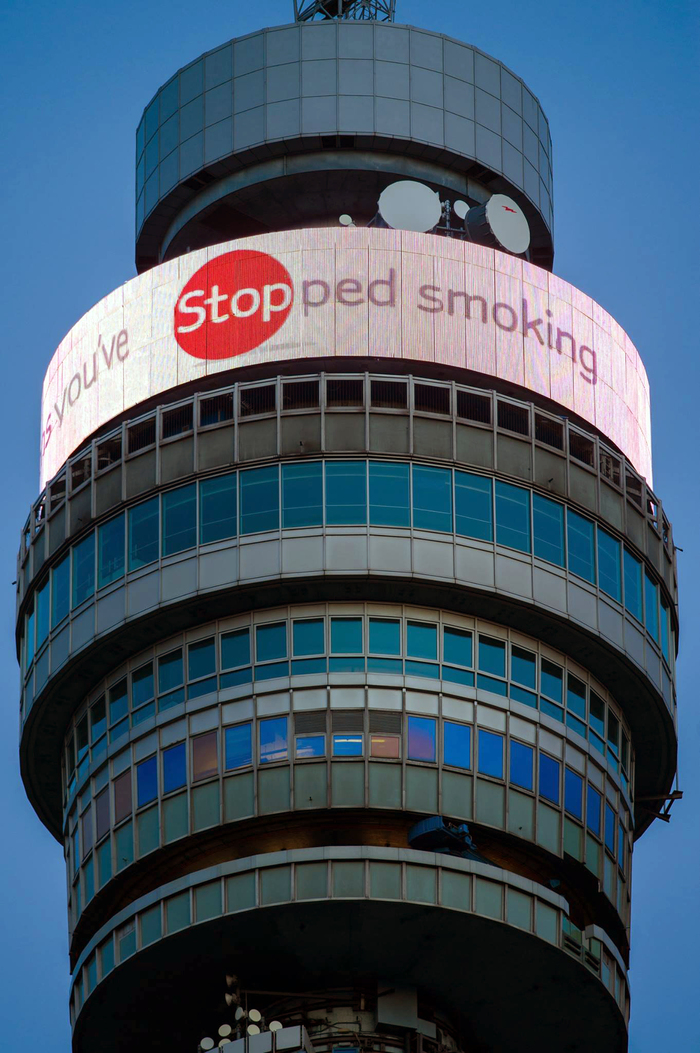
0 1 697 1049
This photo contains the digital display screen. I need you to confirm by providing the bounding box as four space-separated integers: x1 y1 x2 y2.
40 228 652 487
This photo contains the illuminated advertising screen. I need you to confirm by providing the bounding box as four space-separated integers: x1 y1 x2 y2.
40 228 652 487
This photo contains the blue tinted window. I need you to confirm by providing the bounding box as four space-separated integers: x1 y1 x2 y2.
605 803 616 854
282 462 322 528
36 579 49 649
256 623 286 662
412 465 452 532
533 494 564 566
108 679 128 724
259 717 287 763
565 769 583 819
539 754 560 803
293 619 324 656
51 554 70 627
162 484 196 556
644 573 659 642
221 629 250 669
566 675 586 718
510 741 534 790
369 618 400 655
597 529 621 601
163 743 186 793
511 646 536 687
333 734 362 757
478 730 504 778
25 607 34 668
495 482 530 552
72 532 95 608
296 735 325 758
189 638 216 680
408 716 436 762
225 723 252 769
137 756 158 807
158 651 183 693
455 471 492 540
199 474 237 543
478 636 505 677
587 785 602 836
406 621 437 661
443 627 472 667
443 722 471 769
331 618 362 653
240 466 279 534
128 497 159 570
618 822 625 868
567 511 595 583
660 600 670 663
623 550 643 620
98 515 125 588
132 664 154 707
369 462 410 527
325 461 366 525
540 659 562 703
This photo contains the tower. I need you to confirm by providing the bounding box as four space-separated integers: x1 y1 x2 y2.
17 5 679 1052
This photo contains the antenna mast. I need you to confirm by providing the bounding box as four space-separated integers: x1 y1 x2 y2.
293 0 396 21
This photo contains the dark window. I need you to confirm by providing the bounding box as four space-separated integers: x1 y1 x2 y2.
71 453 92 489
623 550 643 621
533 493 564 566
567 511 595 583
113 770 132 823
564 769 583 819
456 390 491 424
293 619 324 656
225 724 253 769
282 379 319 410
240 384 275 417
479 635 506 677
478 730 504 778
414 383 450 414
128 497 159 570
200 475 237 543
412 465 452 532
327 377 363 407
443 722 471 769
96 435 122 471
163 743 187 793
282 462 323 528
162 485 197 555
587 785 602 836
159 650 183 693
407 622 437 661
72 532 95 608
605 803 616 854
599 451 621 486
326 461 366 525
189 638 216 680
128 418 156 454
455 472 492 541
98 515 125 588
49 474 66 512
369 618 401 655
371 379 407 409
598 529 621 601
569 431 595 468
497 401 529 435
221 628 250 669
256 622 287 662
443 627 472 668
495 482 530 552
132 664 155 708
369 462 410 527
331 617 362 653
240 466 279 534
192 731 218 781
162 404 193 439
510 741 534 790
535 414 563 449
137 756 158 807
95 788 110 840
539 754 560 803
52 554 70 627
199 391 233 426
541 659 563 703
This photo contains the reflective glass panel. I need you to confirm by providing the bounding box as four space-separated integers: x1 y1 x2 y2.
597 529 621 601
564 768 583 819
407 622 437 661
541 659 563 703
587 785 602 836
478 729 504 778
36 579 50 648
225 723 252 769
221 628 250 669
589 691 606 738
644 573 659 642
199 474 237 543
369 462 410 527
162 484 196 556
98 515 125 588
533 493 564 566
331 618 362 653
623 549 643 621
325 461 366 525
132 664 154 708
108 679 128 724
256 622 286 662
51 553 70 626
158 650 183 693
293 619 324 656
455 471 492 541
113 770 132 823
72 532 95 608
510 741 534 790
370 734 400 758
605 803 616 854
511 646 536 688
412 465 452 532
478 636 505 677
188 638 216 682
369 618 400 655
296 735 325 758
259 717 287 763
192 731 218 781
333 734 362 757
495 482 530 552
660 600 670 663
567 510 595 583
443 722 471 769
163 743 186 793
539 754 560 803
128 497 159 570
282 462 323 528
240 466 279 534
566 674 586 718
407 716 436 761
137 756 157 807
443 627 472 668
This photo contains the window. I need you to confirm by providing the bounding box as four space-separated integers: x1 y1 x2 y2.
95 788 110 841
412 465 452 532
200 391 233 426
132 664 155 718
478 730 504 778
108 679 128 736
282 462 322 528
605 803 616 854
369 618 400 655
644 573 659 642
495 482 530 552
221 628 250 669
90 698 106 745
455 472 492 541
72 532 95 608
539 754 560 804
192 731 218 781
225 723 253 769
163 743 187 793
443 627 473 668
81 805 93 856
623 550 643 621
137 756 158 807
369 462 410 527
158 651 183 694
199 474 237 543
51 554 70 626
331 618 362 654
259 717 288 764
98 515 125 588
587 785 602 836
25 605 34 668
370 734 400 758
407 622 437 661
567 511 595 583
511 646 536 688
188 638 216 681
566 674 587 737
478 636 505 677
510 741 534 790
113 770 132 823
443 722 471 769
533 494 564 566
589 692 606 755
296 735 325 758
256 623 286 662
128 497 159 570
407 716 436 762
564 769 583 819
293 619 324 656
36 579 49 649
240 466 279 534
162 484 196 556
333 734 363 757
660 599 670 663
598 529 621 601
325 461 366 525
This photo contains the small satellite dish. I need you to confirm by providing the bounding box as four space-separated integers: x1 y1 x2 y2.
269 1021 283 1032
339 214 354 226
453 199 469 220
466 193 530 254
201 1039 215 1051
247 1025 261 1036
219 1025 233 1038
377 180 442 233
248 1009 262 1023
235 1008 246 1021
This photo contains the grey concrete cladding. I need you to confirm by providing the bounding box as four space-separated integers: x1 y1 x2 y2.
136 22 553 236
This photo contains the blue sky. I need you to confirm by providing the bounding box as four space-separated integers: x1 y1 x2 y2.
0 1 697 1048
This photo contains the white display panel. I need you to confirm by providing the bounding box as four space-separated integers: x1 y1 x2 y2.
40 228 652 486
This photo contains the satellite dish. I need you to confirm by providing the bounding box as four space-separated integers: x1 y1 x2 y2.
377 180 442 233
235 1008 246 1021
453 199 469 220
247 1025 261 1036
465 193 530 254
339 214 354 226
248 1009 262 1023
269 1021 283 1032
219 1025 233 1037
201 1040 215 1051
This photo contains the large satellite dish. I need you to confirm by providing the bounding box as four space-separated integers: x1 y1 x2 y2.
465 194 530 254
378 180 442 232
